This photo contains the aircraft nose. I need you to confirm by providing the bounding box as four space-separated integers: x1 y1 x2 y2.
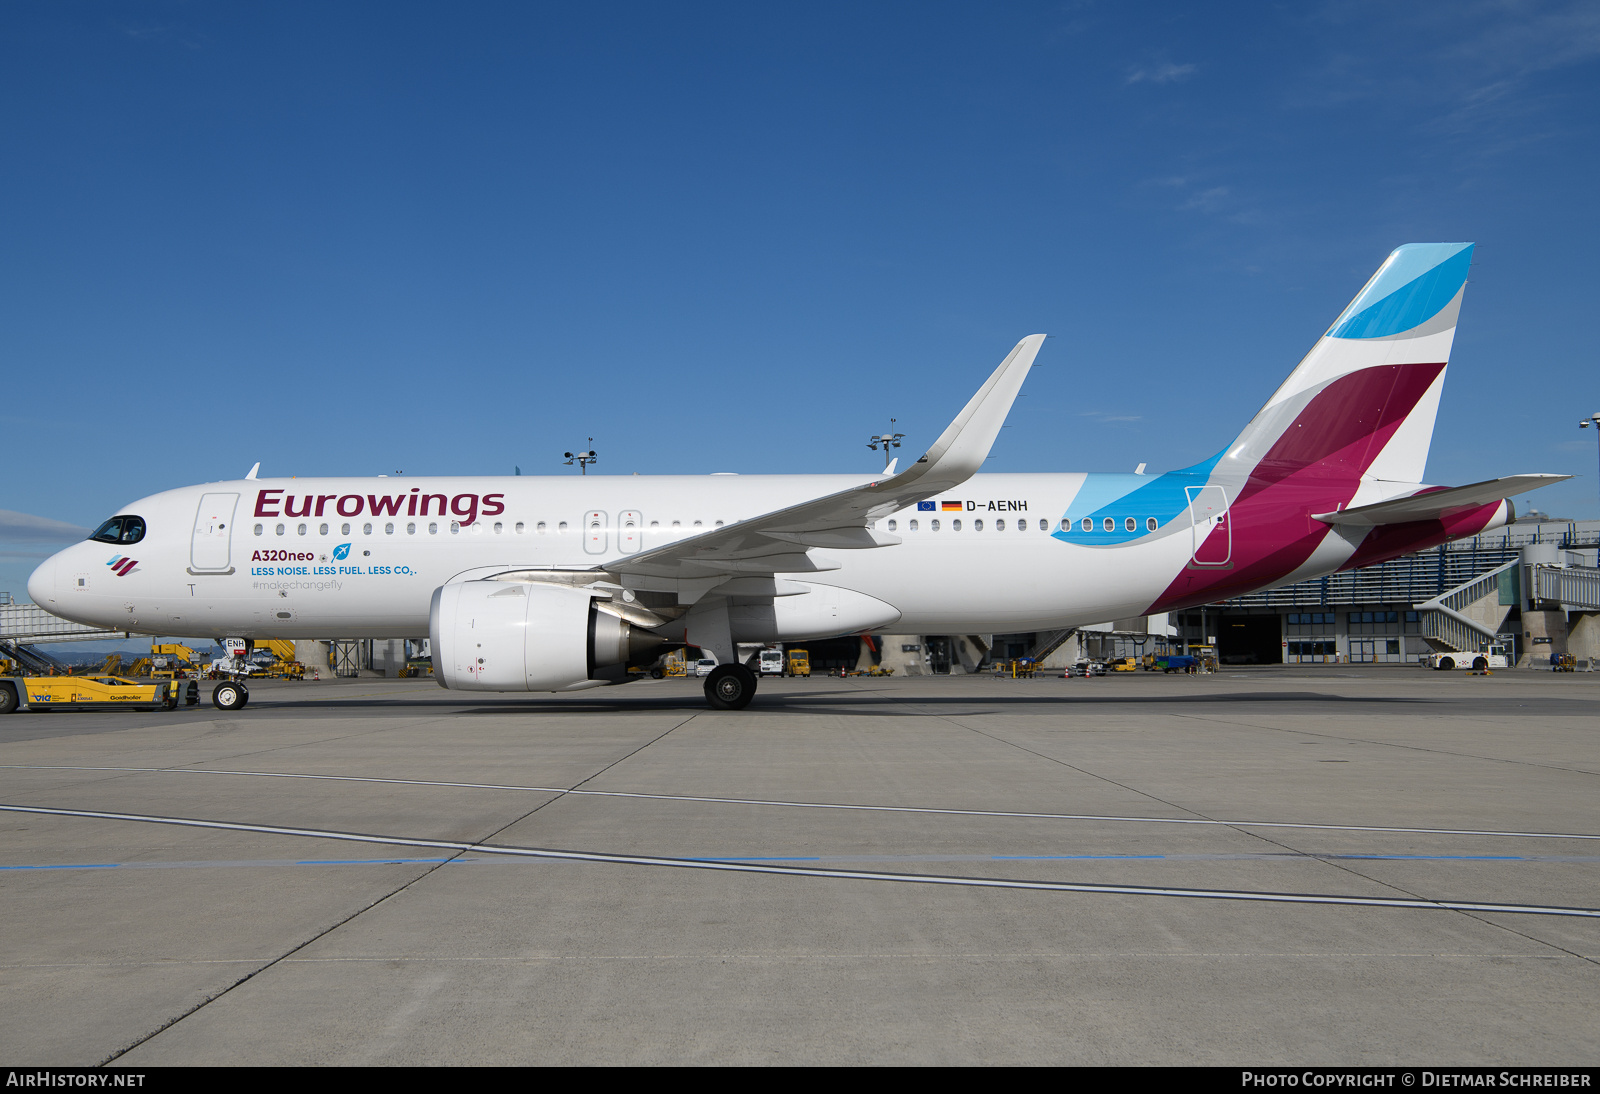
27 554 57 606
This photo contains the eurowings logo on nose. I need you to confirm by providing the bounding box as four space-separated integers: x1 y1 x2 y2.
105 555 138 576
332 543 352 561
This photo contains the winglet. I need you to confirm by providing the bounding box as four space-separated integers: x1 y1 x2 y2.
891 334 1045 493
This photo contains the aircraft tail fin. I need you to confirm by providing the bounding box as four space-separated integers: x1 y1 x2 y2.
1220 243 1473 493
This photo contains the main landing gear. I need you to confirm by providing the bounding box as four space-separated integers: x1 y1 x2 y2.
704 663 757 710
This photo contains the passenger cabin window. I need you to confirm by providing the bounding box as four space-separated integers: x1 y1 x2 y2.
1125 518 1136 532
1081 518 1093 532
254 524 263 536
1040 519 1048 531
995 519 1004 531
276 523 285 536
973 519 983 531
952 519 962 531
1102 518 1114 532
887 519 897 531
341 523 351 536
908 519 918 531
90 516 147 545
1146 517 1158 531
363 523 373 535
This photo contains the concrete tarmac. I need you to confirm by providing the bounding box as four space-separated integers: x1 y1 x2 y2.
0 667 1596 1065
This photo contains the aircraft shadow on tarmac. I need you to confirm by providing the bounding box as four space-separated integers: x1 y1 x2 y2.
255 690 1441 715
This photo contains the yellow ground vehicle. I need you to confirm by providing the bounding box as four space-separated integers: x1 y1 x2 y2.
787 649 811 677
657 650 688 678
151 644 204 680
0 675 199 714
1109 656 1139 672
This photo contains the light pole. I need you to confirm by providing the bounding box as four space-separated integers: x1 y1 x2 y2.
1582 413 1600 508
867 419 904 472
564 439 598 475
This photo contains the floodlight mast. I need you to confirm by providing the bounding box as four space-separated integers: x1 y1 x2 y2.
1582 414 1600 507
563 438 598 475
866 418 905 472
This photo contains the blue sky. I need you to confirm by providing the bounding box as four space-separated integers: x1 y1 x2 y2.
4 0 1599 597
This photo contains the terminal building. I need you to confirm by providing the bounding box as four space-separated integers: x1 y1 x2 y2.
870 518 1600 674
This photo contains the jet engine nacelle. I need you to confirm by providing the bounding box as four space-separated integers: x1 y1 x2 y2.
430 580 662 692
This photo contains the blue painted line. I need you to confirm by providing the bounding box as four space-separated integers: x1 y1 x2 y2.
0 863 119 870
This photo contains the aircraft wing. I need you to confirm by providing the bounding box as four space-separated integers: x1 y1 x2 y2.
1313 474 1569 527
605 334 1045 595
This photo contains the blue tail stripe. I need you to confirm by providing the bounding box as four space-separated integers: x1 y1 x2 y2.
1052 449 1225 545
1328 243 1473 340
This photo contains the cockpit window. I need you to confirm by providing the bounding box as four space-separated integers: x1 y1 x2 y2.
89 516 146 545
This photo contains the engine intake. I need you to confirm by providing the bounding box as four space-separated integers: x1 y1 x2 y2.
430 580 665 692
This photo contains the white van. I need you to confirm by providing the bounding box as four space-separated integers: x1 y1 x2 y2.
758 648 785 675
693 658 719 677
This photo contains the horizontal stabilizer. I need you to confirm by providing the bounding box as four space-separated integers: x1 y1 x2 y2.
1313 475 1569 527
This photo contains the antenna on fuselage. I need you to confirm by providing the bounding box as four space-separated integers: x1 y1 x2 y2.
245 462 260 480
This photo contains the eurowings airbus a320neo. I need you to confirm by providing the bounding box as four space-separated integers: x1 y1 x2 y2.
28 244 1566 710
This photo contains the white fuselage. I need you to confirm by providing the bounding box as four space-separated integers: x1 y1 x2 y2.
29 472 1213 641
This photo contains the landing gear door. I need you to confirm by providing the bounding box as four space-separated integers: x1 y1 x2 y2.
190 493 239 574
1185 485 1231 567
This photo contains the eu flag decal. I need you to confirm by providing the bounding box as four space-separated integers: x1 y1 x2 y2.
917 501 936 511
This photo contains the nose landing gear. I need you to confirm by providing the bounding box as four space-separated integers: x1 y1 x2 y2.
212 681 249 711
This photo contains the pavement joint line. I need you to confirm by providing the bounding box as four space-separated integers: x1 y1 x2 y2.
968 703 1600 971
1161 709 1600 779
1 953 1580 969
3 763 1598 842
6 851 1600 873
3 801 1597 920
867 694 1600 966
93 709 700 1065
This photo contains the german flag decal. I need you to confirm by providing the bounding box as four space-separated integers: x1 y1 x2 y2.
940 501 963 512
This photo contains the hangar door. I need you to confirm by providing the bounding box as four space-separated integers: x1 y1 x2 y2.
1218 615 1281 665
